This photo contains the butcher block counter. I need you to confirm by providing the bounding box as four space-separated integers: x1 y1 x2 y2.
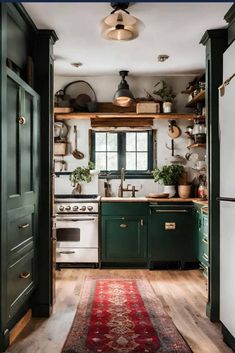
101 197 208 204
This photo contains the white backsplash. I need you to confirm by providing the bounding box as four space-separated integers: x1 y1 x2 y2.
54 75 206 196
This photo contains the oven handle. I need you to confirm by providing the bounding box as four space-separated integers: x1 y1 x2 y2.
56 217 97 222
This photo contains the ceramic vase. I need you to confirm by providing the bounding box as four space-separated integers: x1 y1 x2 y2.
163 185 176 198
163 101 172 113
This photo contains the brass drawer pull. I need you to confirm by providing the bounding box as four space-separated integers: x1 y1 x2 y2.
18 223 29 229
18 116 26 125
203 254 208 261
202 238 208 244
155 209 188 213
120 223 128 228
19 272 31 279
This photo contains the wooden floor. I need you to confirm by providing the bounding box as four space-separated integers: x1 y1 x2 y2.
7 269 233 353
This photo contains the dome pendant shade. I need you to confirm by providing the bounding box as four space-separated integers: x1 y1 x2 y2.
113 71 134 107
108 24 133 40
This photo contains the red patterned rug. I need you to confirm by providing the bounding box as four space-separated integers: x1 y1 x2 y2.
61 278 192 353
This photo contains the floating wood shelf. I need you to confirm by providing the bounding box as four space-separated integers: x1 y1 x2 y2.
187 143 206 149
186 90 205 108
55 112 195 121
54 107 74 113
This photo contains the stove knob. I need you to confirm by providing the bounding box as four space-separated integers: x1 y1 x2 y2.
73 206 79 211
80 206 86 211
87 206 93 211
65 206 71 211
59 206 64 211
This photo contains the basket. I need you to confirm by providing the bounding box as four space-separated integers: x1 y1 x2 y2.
54 142 67 156
136 102 160 114
63 80 98 112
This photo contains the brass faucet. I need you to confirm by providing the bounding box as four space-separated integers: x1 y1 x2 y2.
118 168 138 197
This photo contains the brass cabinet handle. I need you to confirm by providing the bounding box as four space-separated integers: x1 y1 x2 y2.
202 238 208 244
120 223 128 228
140 219 144 226
19 272 31 279
18 116 26 125
18 223 29 229
155 209 188 213
203 253 208 261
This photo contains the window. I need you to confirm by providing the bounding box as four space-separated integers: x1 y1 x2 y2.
90 130 154 178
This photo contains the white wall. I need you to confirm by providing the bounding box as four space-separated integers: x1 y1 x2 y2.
54 75 205 196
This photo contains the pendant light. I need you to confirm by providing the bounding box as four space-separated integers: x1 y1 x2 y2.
101 3 141 41
113 70 134 107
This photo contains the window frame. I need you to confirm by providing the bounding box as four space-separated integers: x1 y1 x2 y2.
90 130 155 179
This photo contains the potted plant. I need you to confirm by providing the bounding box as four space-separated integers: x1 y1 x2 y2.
153 80 176 113
152 164 185 197
69 161 95 194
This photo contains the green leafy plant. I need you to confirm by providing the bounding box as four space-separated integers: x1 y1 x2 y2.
153 80 176 102
152 165 184 185
69 161 95 186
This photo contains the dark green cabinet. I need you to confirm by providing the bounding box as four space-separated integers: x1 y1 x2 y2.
197 209 209 274
102 216 147 261
101 203 148 264
148 203 197 267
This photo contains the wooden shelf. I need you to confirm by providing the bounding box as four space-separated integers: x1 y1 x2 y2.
186 90 205 108
187 143 206 149
54 107 74 113
55 112 195 121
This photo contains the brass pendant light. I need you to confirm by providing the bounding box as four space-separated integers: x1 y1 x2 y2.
101 3 139 41
113 70 134 107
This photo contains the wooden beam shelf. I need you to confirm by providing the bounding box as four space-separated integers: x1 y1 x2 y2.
55 112 195 121
187 143 206 149
186 90 205 108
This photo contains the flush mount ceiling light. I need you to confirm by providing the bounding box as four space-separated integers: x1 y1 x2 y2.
71 62 83 68
158 54 169 62
101 3 141 41
113 70 134 107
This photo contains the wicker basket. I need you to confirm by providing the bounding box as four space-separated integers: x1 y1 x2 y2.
54 142 67 156
136 102 160 114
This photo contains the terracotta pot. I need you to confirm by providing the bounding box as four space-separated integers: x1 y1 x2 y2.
178 185 191 199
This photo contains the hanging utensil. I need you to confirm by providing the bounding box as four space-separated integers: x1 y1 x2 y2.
72 126 84 159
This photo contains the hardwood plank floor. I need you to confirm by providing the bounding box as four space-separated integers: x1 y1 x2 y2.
6 269 233 353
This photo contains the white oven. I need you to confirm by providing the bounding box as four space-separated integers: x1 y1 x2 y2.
56 213 99 263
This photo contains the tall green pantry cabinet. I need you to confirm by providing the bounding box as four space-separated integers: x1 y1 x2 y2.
0 4 57 351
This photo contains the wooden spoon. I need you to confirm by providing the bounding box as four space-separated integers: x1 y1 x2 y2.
72 125 84 159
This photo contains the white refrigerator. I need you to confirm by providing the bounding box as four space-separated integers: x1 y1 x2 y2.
219 39 235 346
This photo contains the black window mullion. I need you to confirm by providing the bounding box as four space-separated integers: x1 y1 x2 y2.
117 132 125 170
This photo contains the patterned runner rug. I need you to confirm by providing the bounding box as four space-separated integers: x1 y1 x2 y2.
61 278 192 353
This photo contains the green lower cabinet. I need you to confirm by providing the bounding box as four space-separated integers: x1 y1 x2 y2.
101 202 148 264
148 203 197 266
197 210 209 273
101 216 147 262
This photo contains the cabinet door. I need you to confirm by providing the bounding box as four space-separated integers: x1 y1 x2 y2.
5 71 40 319
149 208 196 262
101 216 147 261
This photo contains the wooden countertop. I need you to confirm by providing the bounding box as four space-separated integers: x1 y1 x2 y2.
101 197 208 204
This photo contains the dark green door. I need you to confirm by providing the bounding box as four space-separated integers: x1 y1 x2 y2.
149 205 197 263
101 216 147 262
6 69 39 320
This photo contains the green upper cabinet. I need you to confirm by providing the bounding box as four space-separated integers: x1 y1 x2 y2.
101 202 148 264
148 203 197 267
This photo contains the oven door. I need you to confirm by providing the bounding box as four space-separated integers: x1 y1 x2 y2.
56 214 98 248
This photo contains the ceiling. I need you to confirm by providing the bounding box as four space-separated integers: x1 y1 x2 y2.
23 2 232 77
